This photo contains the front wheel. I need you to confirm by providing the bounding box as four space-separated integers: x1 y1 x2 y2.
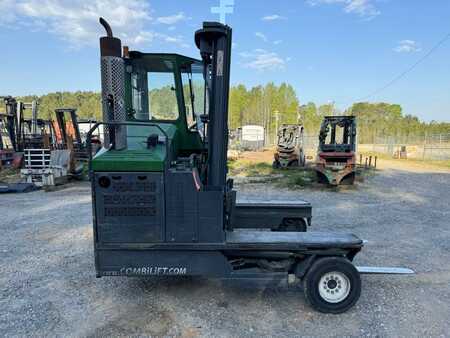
303 257 361 314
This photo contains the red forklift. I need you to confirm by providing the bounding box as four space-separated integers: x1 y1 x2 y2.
315 116 357 186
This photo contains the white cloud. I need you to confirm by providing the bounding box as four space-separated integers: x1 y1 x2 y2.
0 1 190 49
261 14 286 21
132 31 156 45
307 0 380 19
132 31 189 48
240 49 287 71
0 0 19 25
161 34 189 48
156 12 189 25
255 32 268 42
273 40 283 45
394 40 421 53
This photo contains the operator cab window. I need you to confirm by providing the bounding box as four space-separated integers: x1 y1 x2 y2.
181 62 207 132
148 72 178 120
131 59 179 121
324 123 344 145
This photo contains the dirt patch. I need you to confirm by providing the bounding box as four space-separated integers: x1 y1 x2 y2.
233 148 276 164
374 157 450 173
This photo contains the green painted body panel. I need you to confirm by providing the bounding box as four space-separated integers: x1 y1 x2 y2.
91 124 176 172
91 148 165 172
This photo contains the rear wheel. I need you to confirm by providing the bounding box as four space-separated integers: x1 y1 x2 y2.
303 257 361 314
278 218 307 232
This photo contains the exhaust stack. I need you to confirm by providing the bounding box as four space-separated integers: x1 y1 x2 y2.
99 17 127 150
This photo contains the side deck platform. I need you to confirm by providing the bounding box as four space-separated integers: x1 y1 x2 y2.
226 230 362 249
232 200 312 229
94 230 364 278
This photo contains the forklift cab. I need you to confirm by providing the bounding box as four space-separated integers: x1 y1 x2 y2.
127 53 206 146
318 116 356 153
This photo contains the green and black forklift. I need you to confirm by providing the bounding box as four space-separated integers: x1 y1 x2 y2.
88 18 413 313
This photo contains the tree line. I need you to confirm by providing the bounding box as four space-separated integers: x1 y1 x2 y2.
229 84 450 144
2 87 449 144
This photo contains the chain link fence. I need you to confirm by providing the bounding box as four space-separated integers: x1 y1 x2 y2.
269 132 450 161
359 133 450 160
231 125 450 161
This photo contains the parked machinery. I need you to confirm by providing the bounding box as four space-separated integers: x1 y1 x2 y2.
1 98 96 184
1 97 56 150
87 18 413 314
21 108 85 186
273 124 305 168
21 101 56 150
315 116 357 186
393 145 407 159
54 108 102 162
1 96 56 169
0 97 19 168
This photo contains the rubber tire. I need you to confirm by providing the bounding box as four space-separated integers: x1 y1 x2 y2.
278 218 307 232
303 257 361 314
316 172 328 184
288 160 299 168
340 173 355 185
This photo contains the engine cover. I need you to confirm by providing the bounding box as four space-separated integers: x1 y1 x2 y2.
94 172 164 243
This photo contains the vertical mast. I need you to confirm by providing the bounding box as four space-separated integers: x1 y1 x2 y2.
195 22 232 189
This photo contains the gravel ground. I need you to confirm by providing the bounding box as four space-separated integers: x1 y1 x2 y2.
1 160 449 337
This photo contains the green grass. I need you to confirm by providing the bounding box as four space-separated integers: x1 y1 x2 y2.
228 160 274 177
280 170 316 188
228 159 316 188
0 167 21 183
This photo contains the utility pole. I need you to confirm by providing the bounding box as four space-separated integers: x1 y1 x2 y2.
274 110 280 145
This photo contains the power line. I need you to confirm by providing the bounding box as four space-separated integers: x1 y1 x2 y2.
357 31 450 102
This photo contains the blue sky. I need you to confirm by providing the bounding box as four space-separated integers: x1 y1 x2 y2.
0 0 449 122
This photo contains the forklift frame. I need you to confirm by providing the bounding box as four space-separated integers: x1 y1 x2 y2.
88 19 413 314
